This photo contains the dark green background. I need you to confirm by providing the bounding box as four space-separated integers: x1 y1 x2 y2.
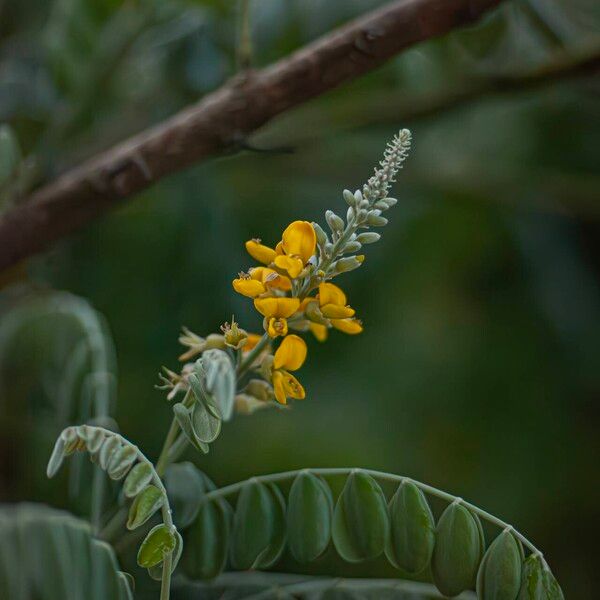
1 1 598 598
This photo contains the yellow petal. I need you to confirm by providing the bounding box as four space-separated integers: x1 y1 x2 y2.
273 334 307 371
261 268 292 291
310 323 328 342
245 240 276 265
254 297 300 318
272 371 288 405
318 282 347 307
320 304 355 319
274 255 304 279
232 278 265 298
266 317 288 338
331 318 363 335
281 370 305 400
282 221 316 263
249 266 270 281
275 241 284 255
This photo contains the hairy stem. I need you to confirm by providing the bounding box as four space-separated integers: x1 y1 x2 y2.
236 332 269 379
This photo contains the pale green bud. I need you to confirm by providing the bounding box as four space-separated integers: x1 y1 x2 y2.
343 189 356 207
344 241 362 253
326 210 344 233
346 206 354 222
312 222 328 245
333 255 365 273
356 232 381 244
367 210 388 227
245 379 273 402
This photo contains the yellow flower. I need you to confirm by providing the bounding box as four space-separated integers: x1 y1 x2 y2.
331 318 363 335
245 239 277 265
303 283 363 340
318 282 356 319
232 267 292 298
244 221 316 280
271 334 307 404
273 220 316 278
254 297 300 338
282 221 316 264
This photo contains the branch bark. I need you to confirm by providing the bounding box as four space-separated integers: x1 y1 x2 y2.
0 0 503 272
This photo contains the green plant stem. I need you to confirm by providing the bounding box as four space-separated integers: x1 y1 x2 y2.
200 467 544 558
160 552 173 600
236 332 269 378
156 417 180 477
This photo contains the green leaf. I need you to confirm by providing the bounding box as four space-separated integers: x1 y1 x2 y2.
46 435 67 477
477 529 523 600
173 402 210 454
191 399 222 443
230 480 276 570
99 436 121 470
107 445 137 480
183 498 232 580
431 502 484 597
332 471 390 562
164 462 206 529
137 524 177 569
147 529 183 581
0 504 125 600
287 471 333 563
517 554 564 600
202 349 236 421
127 485 164 530
385 481 435 574
123 463 154 498
255 483 287 569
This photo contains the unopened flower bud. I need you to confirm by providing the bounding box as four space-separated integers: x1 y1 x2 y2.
356 232 381 244
367 210 388 227
344 241 362 253
333 255 365 273
343 189 356 207
245 378 273 402
346 206 355 222
312 221 328 246
326 210 344 233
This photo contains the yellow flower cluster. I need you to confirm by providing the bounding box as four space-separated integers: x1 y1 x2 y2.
233 220 363 343
231 220 365 404
166 130 411 409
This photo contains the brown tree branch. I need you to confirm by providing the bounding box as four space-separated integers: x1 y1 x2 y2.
0 0 503 272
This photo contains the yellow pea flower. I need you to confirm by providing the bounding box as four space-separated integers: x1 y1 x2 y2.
254 297 300 338
331 318 363 335
309 323 328 342
318 282 356 319
242 333 264 352
245 239 277 265
271 334 307 404
233 268 292 298
282 221 316 264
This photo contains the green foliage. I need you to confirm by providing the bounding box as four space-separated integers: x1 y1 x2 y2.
431 502 485 597
517 555 565 600
0 504 132 600
286 471 333 563
332 471 390 562
386 481 435 574
477 530 524 600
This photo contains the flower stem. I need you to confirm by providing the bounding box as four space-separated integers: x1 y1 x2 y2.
236 332 270 379
160 551 173 600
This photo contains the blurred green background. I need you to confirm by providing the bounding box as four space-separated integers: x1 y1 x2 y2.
1 0 599 598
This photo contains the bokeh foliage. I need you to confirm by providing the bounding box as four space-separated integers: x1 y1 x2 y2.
0 1 599 598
